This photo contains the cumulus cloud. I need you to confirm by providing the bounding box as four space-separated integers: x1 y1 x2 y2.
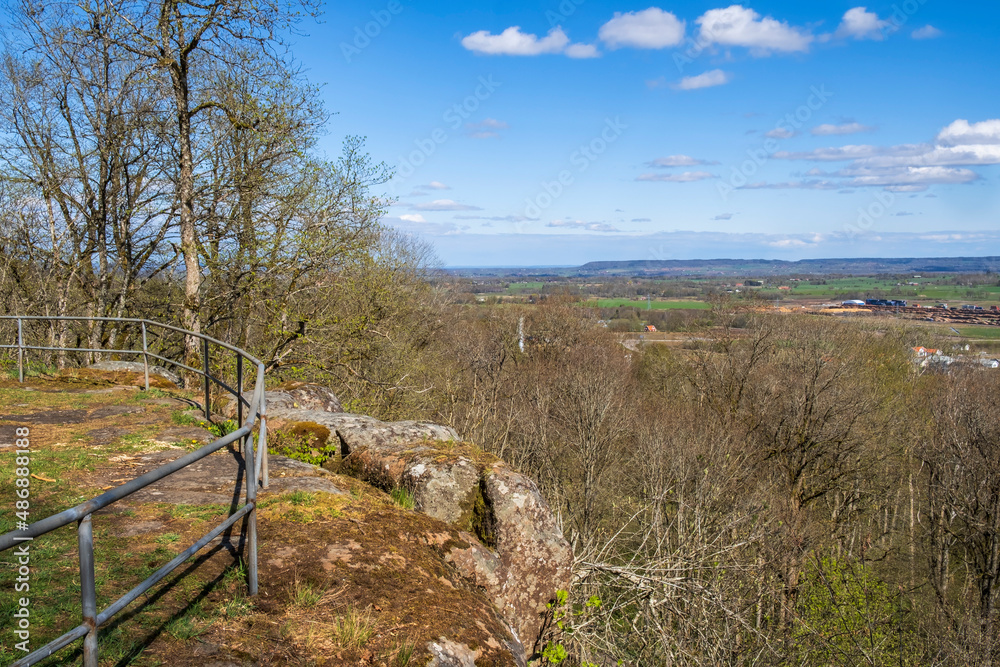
674 69 731 90
598 8 686 49
646 155 719 167
412 199 483 211
696 6 813 54
547 220 620 232
811 122 876 136
461 26 569 56
937 119 1000 146
399 214 427 223
637 171 716 182
912 24 942 39
833 7 889 40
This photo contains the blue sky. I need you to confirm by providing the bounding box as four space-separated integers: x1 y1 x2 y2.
295 1 999 266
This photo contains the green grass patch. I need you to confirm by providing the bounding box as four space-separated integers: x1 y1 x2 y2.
390 487 415 510
950 325 1000 340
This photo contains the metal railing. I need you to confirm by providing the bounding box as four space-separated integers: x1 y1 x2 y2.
0 316 269 667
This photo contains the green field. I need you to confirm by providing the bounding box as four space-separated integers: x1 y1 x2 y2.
505 281 545 293
950 325 1000 340
780 277 1000 304
589 299 712 310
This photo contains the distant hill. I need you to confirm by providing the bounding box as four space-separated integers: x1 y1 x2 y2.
451 257 1000 277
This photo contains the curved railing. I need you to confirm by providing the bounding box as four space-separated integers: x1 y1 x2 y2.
0 316 268 667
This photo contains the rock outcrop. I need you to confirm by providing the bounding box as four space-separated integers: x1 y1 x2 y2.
223 381 343 418
88 360 181 385
267 403 574 652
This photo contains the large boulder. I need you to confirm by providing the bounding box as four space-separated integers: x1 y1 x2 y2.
257 405 571 651
223 382 343 418
328 417 572 650
479 464 574 647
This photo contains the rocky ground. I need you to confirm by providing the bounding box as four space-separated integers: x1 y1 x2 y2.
0 369 571 666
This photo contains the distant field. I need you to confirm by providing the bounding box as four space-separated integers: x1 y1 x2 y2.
590 299 712 310
782 277 1000 304
951 325 1000 340
505 282 545 293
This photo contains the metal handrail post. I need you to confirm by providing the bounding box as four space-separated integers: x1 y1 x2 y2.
141 322 150 392
203 337 211 419
79 515 99 667
17 317 24 383
244 413 258 596
236 354 243 428
257 376 267 489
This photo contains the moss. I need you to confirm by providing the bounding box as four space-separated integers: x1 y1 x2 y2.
469 479 498 549
285 420 331 444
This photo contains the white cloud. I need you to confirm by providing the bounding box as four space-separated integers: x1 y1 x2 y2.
713 213 734 220
426 181 450 190
565 43 601 58
637 171 716 182
674 69 731 90
598 8 686 49
912 25 942 39
646 155 719 167
399 214 427 223
765 127 798 139
936 119 1000 146
461 26 569 56
412 199 483 211
833 7 888 40
811 122 876 136
696 6 813 54
454 214 530 222
774 144 929 161
384 216 461 236
547 220 620 232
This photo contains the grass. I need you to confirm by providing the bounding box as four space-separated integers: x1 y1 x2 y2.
0 379 261 665
950 325 1000 340
207 418 238 439
331 605 377 649
505 281 544 293
389 639 417 666
391 487 415 510
291 575 325 608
